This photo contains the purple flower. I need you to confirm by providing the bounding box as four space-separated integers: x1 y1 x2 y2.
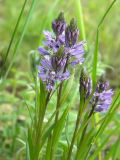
93 81 114 112
66 42 85 65
38 54 70 91
52 12 66 36
39 30 85 66
42 31 65 53
38 47 49 55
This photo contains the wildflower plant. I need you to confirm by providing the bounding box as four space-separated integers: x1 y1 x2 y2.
1 0 120 159
24 4 120 158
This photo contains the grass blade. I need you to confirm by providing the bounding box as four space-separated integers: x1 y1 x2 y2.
60 72 74 106
75 0 86 41
92 0 117 88
50 107 69 159
89 126 120 160
4 0 38 79
105 136 120 160
3 0 28 68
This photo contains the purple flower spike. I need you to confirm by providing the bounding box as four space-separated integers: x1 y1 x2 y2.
38 13 85 90
52 12 66 36
93 81 114 112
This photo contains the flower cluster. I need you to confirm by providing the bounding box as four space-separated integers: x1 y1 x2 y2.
79 71 114 112
38 12 85 90
38 12 114 112
93 81 114 112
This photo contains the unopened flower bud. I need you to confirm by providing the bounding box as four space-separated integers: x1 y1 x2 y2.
52 12 66 36
65 18 79 47
79 69 92 101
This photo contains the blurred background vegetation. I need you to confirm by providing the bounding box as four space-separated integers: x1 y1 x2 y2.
0 0 120 159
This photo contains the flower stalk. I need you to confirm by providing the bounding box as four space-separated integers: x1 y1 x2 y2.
67 69 91 160
55 82 63 122
29 10 115 160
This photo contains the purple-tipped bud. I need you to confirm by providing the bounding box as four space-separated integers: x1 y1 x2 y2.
51 56 66 72
52 12 66 36
65 18 79 47
96 81 109 93
79 70 92 100
51 46 66 72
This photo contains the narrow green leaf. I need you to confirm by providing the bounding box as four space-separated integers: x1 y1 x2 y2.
32 80 47 159
112 136 120 160
45 136 52 160
51 107 69 158
26 141 30 160
42 110 56 134
85 90 120 159
92 0 117 88
105 136 120 160
27 128 34 160
89 126 119 160
4 0 38 79
40 123 55 150
52 107 69 148
75 0 86 41
39 79 46 113
3 0 27 68
76 129 95 160
60 72 74 106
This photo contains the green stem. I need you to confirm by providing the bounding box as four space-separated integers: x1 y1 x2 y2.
55 82 63 122
95 114 102 160
75 105 95 160
51 57 69 159
55 56 69 122
81 107 94 139
67 107 82 160
49 83 63 160
33 92 51 160
67 95 84 160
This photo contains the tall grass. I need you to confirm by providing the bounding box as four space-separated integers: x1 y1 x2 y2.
92 0 117 88
3 0 28 69
1 0 38 79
